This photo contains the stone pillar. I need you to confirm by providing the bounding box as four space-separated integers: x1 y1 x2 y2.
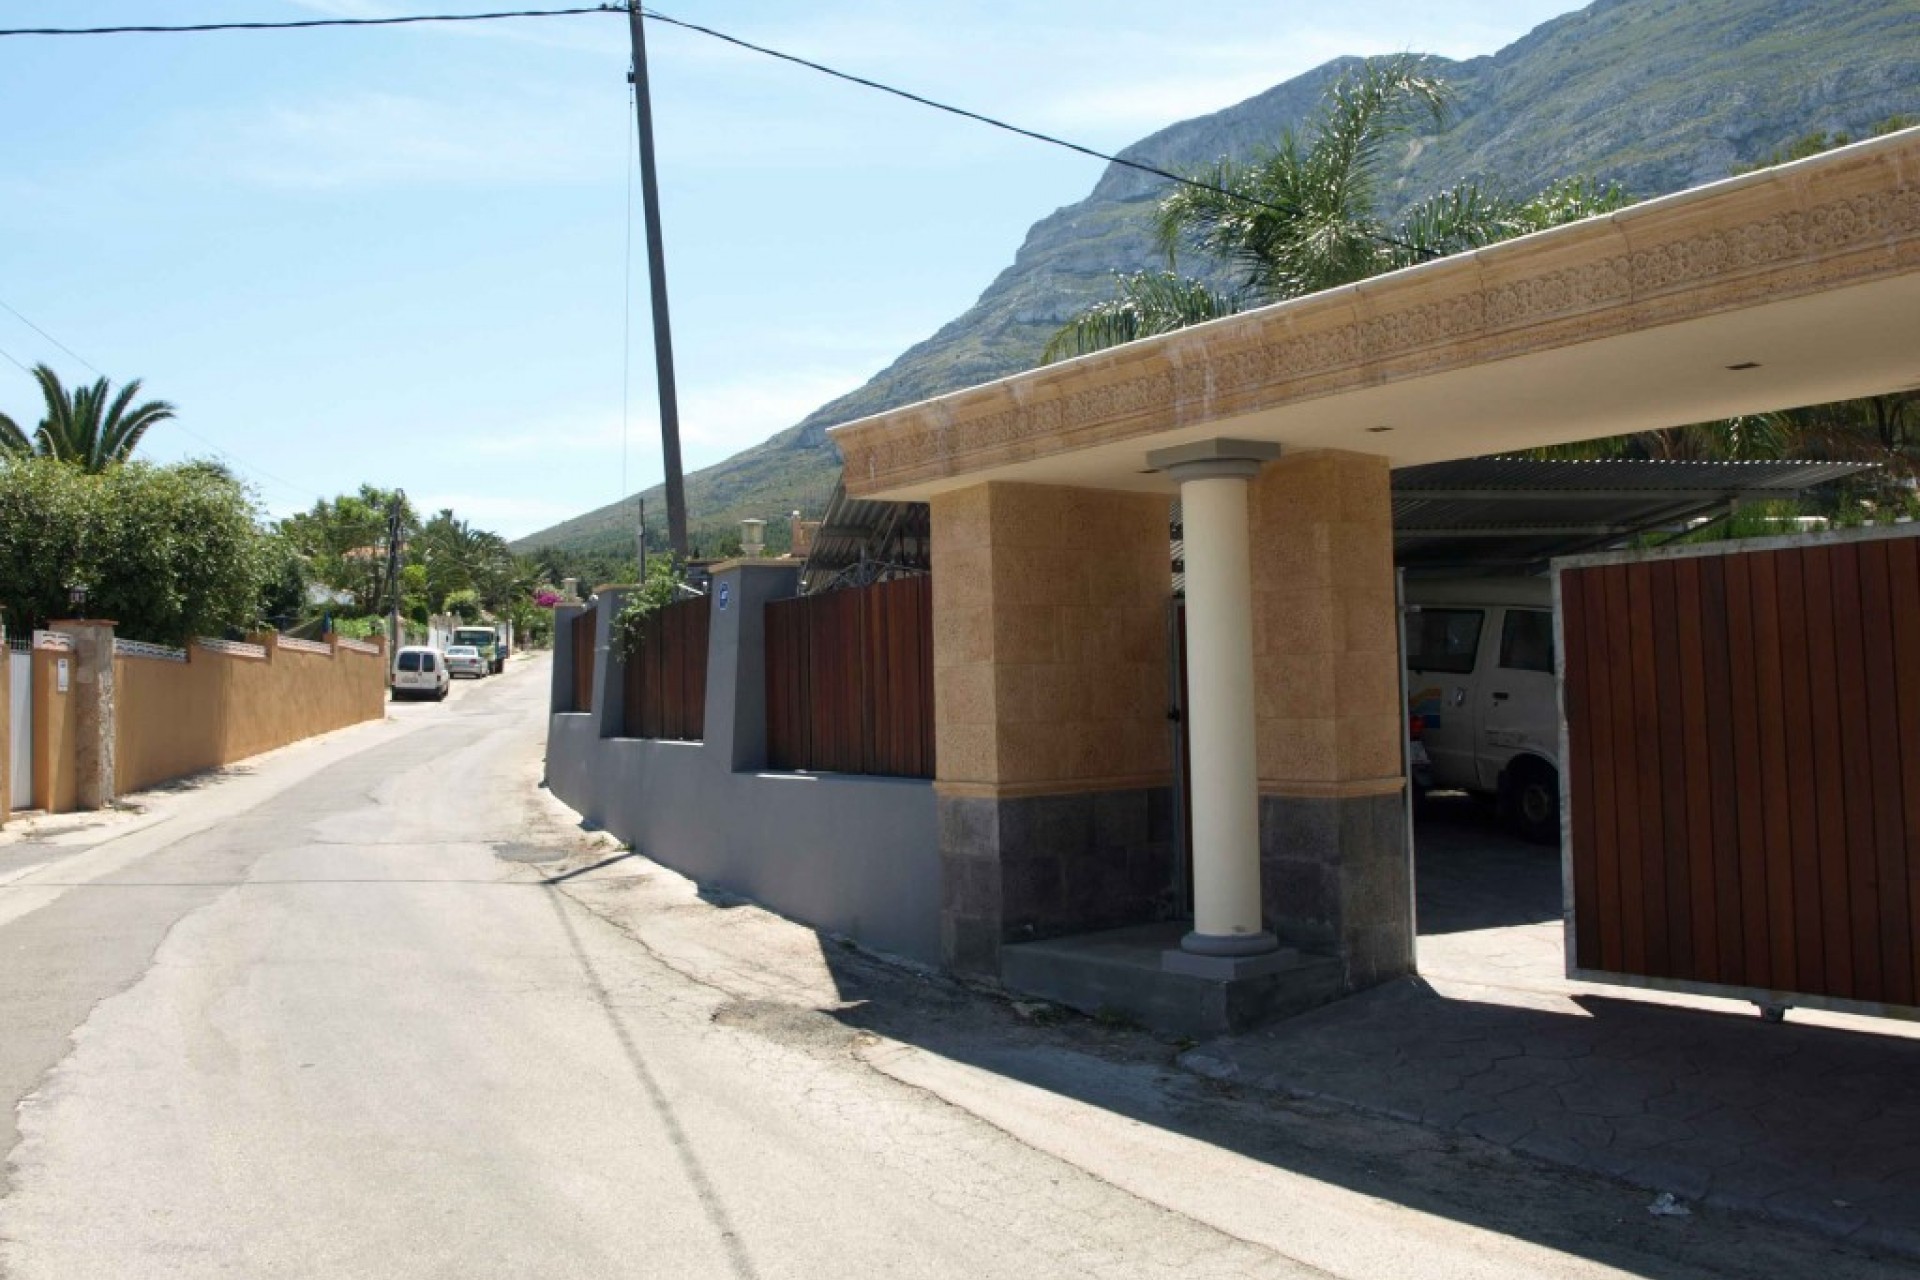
1149 439 1282 959
52 619 116 811
931 481 1176 974
1249 450 1412 991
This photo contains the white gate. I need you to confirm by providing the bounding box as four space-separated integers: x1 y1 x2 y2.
8 645 30 810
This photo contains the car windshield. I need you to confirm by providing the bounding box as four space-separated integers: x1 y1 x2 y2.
447 647 477 657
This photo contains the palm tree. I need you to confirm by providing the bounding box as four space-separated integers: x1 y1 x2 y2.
0 363 174 471
1045 57 1632 363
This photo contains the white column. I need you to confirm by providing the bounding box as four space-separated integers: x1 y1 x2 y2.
1151 439 1279 958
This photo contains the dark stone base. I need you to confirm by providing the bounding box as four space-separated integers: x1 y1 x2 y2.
1260 789 1413 993
1001 922 1345 1038
938 786 1176 975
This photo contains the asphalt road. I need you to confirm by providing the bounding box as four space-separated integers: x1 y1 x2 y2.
1 657 1906 1279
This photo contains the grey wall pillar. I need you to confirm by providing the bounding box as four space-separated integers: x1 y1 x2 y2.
551 603 585 715
593 587 631 739
703 561 798 771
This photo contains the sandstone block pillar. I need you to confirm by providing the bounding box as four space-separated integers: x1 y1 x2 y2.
1249 450 1412 990
52 619 116 811
931 482 1176 974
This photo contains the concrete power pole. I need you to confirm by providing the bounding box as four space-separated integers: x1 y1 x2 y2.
386 497 404 655
626 2 688 561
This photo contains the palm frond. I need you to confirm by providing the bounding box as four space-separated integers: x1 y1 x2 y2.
1043 272 1240 363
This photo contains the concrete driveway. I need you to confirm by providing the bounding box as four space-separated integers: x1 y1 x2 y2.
1186 794 1920 1258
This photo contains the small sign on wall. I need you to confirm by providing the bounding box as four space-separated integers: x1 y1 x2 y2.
56 657 69 693
717 582 731 613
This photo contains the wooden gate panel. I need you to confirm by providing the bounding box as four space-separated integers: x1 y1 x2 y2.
571 608 596 714
764 576 934 779
1563 530 1920 1016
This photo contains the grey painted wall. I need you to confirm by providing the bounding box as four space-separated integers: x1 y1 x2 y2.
546 564 941 966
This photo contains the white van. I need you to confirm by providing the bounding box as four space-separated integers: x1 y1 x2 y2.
391 645 450 701
1405 578 1559 843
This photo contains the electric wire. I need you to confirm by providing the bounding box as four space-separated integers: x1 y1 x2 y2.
0 7 615 38
0 297 321 501
634 6 1439 260
0 3 1435 258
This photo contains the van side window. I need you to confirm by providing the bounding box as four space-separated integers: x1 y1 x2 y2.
1500 609 1555 673
398 651 422 672
1407 609 1483 674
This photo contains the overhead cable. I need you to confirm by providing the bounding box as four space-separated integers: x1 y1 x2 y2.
0 6 615 38
0 3 1432 256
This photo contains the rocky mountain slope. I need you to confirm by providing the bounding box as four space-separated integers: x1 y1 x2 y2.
517 0 1920 557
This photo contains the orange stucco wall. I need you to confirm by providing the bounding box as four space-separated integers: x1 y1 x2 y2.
113 638 387 796
32 648 78 813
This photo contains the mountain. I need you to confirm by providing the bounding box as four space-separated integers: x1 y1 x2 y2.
515 0 1920 558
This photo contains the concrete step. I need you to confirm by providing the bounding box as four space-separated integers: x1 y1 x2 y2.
1001 922 1345 1039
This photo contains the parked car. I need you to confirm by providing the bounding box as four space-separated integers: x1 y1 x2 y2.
391 645 450 701
1405 577 1559 843
443 644 488 680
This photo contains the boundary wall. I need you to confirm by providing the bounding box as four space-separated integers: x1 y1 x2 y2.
545 563 940 965
0 621 387 817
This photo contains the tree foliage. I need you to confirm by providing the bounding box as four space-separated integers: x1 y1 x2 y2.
1044 57 1631 362
278 487 415 617
0 456 270 643
0 363 175 472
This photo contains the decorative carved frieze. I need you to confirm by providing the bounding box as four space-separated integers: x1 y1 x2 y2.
834 143 1920 497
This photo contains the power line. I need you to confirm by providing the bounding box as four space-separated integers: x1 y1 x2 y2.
0 6 616 38
0 297 321 501
634 7 1438 260
0 3 1432 257
0 298 102 375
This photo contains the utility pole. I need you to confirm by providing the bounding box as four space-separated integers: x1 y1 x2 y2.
637 496 647 583
385 497 404 655
626 2 688 561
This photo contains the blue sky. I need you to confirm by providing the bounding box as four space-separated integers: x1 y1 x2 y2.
0 1 1583 538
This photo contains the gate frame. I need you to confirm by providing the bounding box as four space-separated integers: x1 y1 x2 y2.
1555 521 1920 1024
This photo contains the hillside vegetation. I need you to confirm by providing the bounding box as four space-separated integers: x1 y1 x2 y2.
516 0 1920 557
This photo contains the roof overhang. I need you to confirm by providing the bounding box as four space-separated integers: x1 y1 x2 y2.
831 128 1920 502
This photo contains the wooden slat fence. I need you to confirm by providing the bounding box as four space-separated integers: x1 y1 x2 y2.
570 606 596 714
620 595 710 741
1561 531 1920 1012
765 575 934 778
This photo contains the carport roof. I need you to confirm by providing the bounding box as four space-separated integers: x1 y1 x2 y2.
831 128 1920 501
1389 456 1875 571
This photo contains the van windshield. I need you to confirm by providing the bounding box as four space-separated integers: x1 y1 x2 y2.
1407 609 1483 674
397 651 422 672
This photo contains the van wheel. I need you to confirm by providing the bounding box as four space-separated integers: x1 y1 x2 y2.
1503 759 1560 846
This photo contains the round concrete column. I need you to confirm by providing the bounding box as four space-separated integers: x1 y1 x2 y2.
1152 440 1280 958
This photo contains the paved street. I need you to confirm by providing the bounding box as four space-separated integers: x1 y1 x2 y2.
1 657 1912 1278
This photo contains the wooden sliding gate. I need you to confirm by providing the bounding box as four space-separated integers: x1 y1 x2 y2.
1559 527 1920 1015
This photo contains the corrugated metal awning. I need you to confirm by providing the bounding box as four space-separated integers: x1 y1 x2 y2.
1390 457 1875 572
